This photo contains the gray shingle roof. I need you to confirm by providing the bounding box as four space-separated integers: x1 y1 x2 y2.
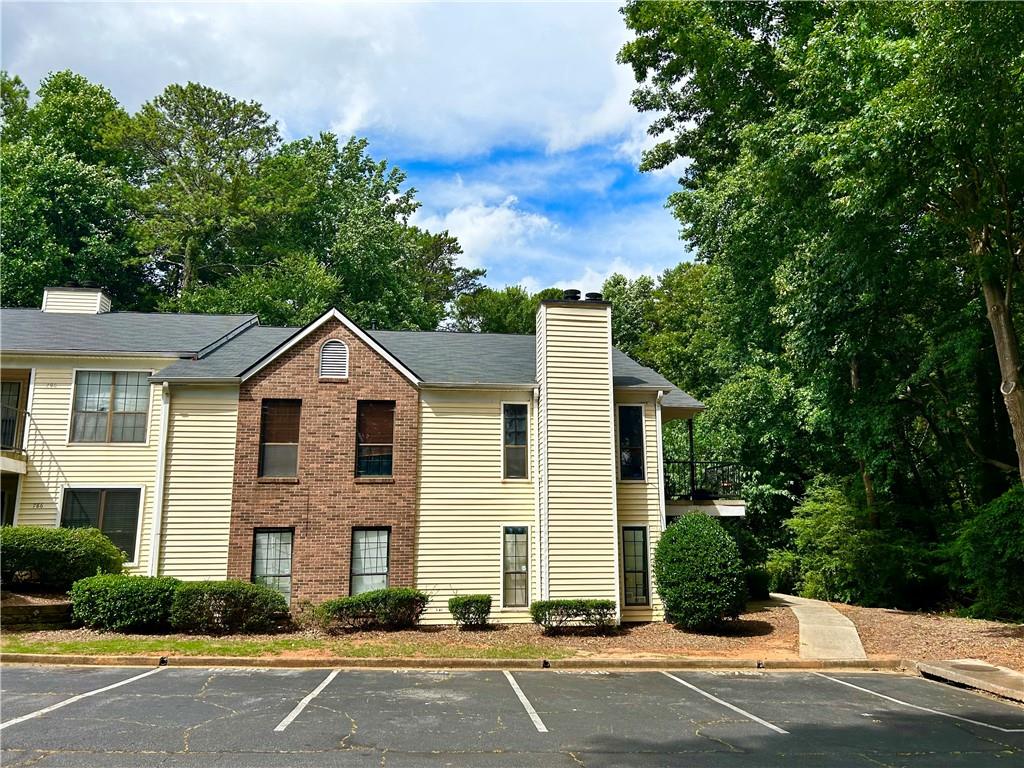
152 326 299 381
0 309 256 356
0 308 703 409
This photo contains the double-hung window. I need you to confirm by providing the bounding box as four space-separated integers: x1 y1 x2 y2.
259 399 301 477
252 529 293 601
617 405 645 481
61 488 142 561
71 371 150 443
502 526 529 608
351 527 389 594
621 526 649 606
356 401 394 477
502 403 528 479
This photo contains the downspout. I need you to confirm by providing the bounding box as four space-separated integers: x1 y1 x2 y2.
148 382 171 576
531 385 543 603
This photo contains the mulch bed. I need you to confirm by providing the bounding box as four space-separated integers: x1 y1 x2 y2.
834 603 1024 671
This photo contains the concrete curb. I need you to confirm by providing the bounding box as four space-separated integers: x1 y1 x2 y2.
917 660 1024 704
0 652 908 672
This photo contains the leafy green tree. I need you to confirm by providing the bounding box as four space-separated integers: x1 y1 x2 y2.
29 70 128 167
113 82 281 296
453 285 562 334
602 273 655 360
0 71 29 140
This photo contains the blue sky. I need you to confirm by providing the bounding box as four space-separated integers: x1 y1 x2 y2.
2 1 691 292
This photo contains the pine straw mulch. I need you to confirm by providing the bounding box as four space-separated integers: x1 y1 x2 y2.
834 603 1024 671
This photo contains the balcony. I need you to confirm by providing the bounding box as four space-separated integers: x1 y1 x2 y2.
0 404 27 475
664 459 747 517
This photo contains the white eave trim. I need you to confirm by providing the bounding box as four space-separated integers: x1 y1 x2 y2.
239 308 421 385
419 382 536 391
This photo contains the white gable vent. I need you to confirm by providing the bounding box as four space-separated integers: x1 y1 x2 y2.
320 339 349 378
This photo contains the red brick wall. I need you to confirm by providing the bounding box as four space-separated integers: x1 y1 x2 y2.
226 318 419 604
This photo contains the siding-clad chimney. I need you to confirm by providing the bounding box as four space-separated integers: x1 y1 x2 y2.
535 292 619 618
41 286 112 314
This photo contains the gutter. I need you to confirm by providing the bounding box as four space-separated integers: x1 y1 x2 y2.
147 382 171 577
418 382 537 391
148 376 241 385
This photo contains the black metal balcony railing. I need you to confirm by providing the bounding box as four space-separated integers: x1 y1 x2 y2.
1 404 26 452
664 459 746 501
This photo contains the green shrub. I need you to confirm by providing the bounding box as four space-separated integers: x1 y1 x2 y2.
955 486 1024 621
0 526 124 590
765 549 801 594
71 574 180 632
653 514 746 629
314 588 428 632
744 567 770 600
170 580 287 634
448 594 492 628
528 599 616 632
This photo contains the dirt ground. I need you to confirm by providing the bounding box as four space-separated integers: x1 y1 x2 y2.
0 590 70 607
835 603 1024 671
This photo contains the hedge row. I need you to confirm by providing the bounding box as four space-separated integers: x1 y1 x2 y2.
1 526 124 590
313 588 428 632
529 599 616 632
71 576 287 634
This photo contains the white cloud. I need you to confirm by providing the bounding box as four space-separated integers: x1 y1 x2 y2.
2 2 646 157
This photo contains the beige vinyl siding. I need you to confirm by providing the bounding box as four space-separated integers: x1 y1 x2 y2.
541 304 618 605
416 389 537 624
41 288 109 314
615 394 664 621
8 355 168 572
159 385 239 580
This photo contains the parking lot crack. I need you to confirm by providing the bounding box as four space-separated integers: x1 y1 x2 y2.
567 749 585 766
338 711 358 750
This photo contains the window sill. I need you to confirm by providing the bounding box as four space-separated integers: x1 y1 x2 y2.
354 477 395 485
617 479 648 484
257 476 300 484
318 377 349 384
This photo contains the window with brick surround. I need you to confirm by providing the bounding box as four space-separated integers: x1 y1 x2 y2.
319 340 349 378
252 528 293 601
71 371 150 443
502 403 528 479
356 400 394 477
259 399 301 477
61 488 141 561
351 527 389 594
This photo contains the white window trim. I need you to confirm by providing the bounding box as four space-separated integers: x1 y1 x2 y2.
500 400 531 482
498 522 531 611
65 368 155 447
56 484 146 568
615 403 647 483
619 522 652 609
318 338 350 379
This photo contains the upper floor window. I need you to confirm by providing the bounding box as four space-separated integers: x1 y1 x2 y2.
502 403 528 479
62 487 142 562
259 399 301 477
356 400 394 477
319 339 349 379
617 405 645 481
71 371 149 443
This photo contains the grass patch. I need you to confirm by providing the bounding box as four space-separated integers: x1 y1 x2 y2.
0 633 573 660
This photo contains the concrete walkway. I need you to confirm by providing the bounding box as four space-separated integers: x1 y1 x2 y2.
918 659 1024 703
771 593 867 661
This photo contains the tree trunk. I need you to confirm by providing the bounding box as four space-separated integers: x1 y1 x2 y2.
850 357 879 523
980 273 1024 483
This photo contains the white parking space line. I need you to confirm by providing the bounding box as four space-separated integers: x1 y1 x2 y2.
274 670 339 732
814 673 1024 733
0 667 164 730
661 672 789 734
503 671 548 733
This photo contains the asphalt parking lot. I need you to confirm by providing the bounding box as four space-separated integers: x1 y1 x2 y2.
1 665 1022 767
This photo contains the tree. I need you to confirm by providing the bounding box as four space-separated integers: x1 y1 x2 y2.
453 285 562 334
29 70 128 167
113 82 281 296
1 71 29 140
1 138 150 308
601 273 655 360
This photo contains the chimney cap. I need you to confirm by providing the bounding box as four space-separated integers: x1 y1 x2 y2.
585 292 603 302
562 289 581 301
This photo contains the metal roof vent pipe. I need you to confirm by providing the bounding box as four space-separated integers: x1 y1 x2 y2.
585 292 603 302
562 289 581 301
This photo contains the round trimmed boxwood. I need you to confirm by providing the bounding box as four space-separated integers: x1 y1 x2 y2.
448 594 492 628
654 514 746 630
170 580 288 635
0 526 124 591
71 574 180 632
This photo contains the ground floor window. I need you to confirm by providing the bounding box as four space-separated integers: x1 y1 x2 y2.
61 488 141 561
252 528 293 601
502 525 529 607
622 526 649 606
351 527 390 595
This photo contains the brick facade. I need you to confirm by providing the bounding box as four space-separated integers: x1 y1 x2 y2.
226 318 419 604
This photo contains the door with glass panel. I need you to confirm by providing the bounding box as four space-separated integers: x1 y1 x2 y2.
502 526 529 608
